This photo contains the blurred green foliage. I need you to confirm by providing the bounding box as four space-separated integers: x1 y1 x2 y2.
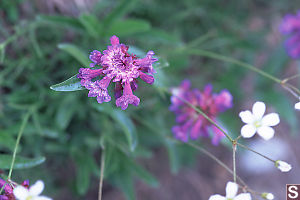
0 0 299 199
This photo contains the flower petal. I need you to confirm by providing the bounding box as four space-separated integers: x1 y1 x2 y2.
208 194 226 200
239 110 254 124
262 113 280 126
29 180 44 196
13 186 29 200
252 101 266 119
276 160 292 172
241 124 256 138
35 196 52 200
257 126 275 140
226 181 238 198
295 102 300 110
234 193 252 200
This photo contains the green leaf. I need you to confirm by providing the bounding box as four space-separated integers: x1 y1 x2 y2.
0 154 45 169
110 110 138 152
78 14 102 38
113 171 135 200
36 15 84 30
72 150 97 195
102 0 138 26
131 161 158 187
55 95 77 130
94 104 138 152
0 131 16 151
106 19 151 37
58 43 90 66
50 74 84 92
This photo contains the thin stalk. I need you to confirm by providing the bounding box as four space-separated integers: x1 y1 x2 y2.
233 143 237 183
282 73 300 83
184 49 282 83
98 148 105 200
8 109 32 179
237 143 275 163
184 141 247 187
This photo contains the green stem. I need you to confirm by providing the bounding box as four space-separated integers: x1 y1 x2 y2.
181 140 247 187
7 109 32 179
237 142 275 163
98 148 105 200
183 49 282 83
233 143 237 183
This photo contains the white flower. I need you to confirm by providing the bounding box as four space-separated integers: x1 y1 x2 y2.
261 192 274 199
239 101 280 140
275 160 292 172
13 180 52 200
295 102 300 110
209 181 251 200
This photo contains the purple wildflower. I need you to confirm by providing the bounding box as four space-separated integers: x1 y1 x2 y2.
280 11 300 58
170 80 233 145
77 35 157 110
0 179 14 200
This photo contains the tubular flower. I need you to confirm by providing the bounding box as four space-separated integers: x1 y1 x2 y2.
280 11 300 58
77 35 157 110
169 80 233 145
0 179 29 200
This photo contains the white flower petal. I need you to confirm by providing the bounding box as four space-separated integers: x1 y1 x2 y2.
276 160 292 172
234 193 252 200
241 124 257 138
208 194 226 200
226 182 238 198
295 102 300 110
257 126 275 140
239 111 254 124
29 180 44 196
261 113 280 126
35 196 53 200
13 186 29 200
252 101 266 119
266 193 274 199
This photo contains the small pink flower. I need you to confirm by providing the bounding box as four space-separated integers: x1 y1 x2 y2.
170 80 233 145
77 35 157 110
280 11 300 59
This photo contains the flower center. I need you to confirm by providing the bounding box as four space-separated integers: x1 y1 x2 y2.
253 120 262 128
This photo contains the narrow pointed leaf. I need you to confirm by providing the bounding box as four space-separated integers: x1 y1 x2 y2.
0 154 45 169
50 74 84 91
58 43 90 66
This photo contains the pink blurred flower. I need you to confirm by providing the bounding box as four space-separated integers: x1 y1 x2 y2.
170 80 233 145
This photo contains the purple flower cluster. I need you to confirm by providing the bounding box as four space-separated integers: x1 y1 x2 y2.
280 11 300 58
77 35 157 110
170 80 233 145
0 179 29 200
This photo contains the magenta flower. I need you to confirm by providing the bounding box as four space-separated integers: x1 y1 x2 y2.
170 80 233 145
77 35 157 110
280 11 300 58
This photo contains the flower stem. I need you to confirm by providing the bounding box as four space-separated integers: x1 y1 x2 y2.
282 73 300 83
180 140 248 187
233 143 237 183
183 49 282 83
8 109 32 180
98 148 105 200
237 142 275 163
